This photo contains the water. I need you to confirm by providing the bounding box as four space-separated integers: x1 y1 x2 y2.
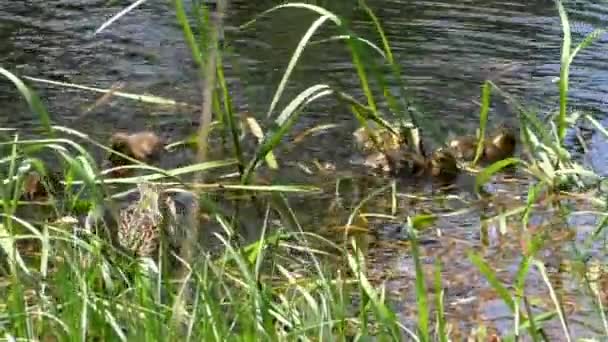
2 0 608 338
1 1 607 131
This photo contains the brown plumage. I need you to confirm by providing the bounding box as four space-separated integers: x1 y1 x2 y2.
21 171 62 201
427 148 460 183
448 127 516 163
449 135 478 161
114 183 195 258
108 131 164 176
353 126 403 155
484 128 516 163
367 147 459 183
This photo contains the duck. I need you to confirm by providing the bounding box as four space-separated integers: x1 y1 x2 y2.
353 125 403 155
108 131 165 171
427 148 460 183
367 147 459 183
21 171 62 201
448 127 516 163
385 148 428 177
448 134 478 161
484 127 516 163
85 183 198 259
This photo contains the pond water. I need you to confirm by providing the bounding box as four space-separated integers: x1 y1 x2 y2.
1 0 608 338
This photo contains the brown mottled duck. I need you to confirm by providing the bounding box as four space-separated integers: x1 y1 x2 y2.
86 183 199 259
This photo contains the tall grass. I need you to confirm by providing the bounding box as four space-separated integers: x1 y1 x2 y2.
1 0 607 341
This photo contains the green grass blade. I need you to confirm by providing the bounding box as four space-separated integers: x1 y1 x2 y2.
173 0 203 69
356 0 415 123
346 243 405 340
244 116 278 170
475 158 520 194
407 218 429 342
534 260 572 342
358 0 393 64
555 0 571 144
0 222 30 275
94 0 147 35
434 260 447 342
311 35 386 58
345 30 378 116
568 29 606 66
468 251 515 312
239 3 341 31
23 76 190 107
261 11 336 119
242 85 333 184
216 56 245 175
522 296 542 342
473 82 491 166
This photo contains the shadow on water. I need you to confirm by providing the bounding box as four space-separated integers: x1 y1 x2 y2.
2 0 608 338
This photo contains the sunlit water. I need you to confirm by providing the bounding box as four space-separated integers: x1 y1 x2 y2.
1 0 608 338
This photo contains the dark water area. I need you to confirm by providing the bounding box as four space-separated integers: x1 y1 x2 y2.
2 1 608 144
2 0 608 338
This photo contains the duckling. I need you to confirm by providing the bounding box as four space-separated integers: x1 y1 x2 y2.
448 134 478 161
377 147 457 181
427 148 460 182
448 127 516 163
108 131 165 174
385 149 427 177
21 171 62 201
363 151 392 174
120 184 201 259
484 127 516 163
361 148 423 177
353 125 403 154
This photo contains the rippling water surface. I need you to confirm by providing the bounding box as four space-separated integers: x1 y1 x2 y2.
2 0 608 338
1 1 608 137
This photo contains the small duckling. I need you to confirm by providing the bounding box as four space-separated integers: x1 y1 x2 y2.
365 147 459 182
427 148 460 182
448 135 478 161
22 171 44 200
385 149 427 177
484 127 516 163
21 171 61 201
363 151 392 174
108 131 165 169
353 125 403 154
448 127 516 163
